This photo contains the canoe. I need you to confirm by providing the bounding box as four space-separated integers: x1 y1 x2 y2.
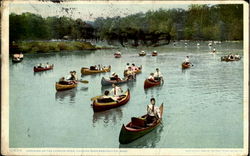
92 89 130 112
123 66 142 77
221 56 241 62
12 58 23 63
144 79 161 89
81 66 111 75
119 104 163 144
34 65 54 72
182 62 191 69
55 82 77 91
152 52 158 56
139 53 146 56
114 53 121 58
101 77 135 86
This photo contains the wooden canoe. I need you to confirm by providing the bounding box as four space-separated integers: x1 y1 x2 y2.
12 57 23 63
34 65 54 72
124 66 142 77
119 104 163 144
92 89 130 112
55 82 77 91
182 62 191 69
144 79 161 89
81 66 111 75
152 52 158 56
101 77 135 86
114 53 121 58
139 52 146 56
221 56 241 62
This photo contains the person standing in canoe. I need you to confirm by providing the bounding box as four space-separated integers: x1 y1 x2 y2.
146 98 161 125
110 84 123 100
154 68 164 83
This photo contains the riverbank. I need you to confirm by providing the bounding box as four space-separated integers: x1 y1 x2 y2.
14 41 115 53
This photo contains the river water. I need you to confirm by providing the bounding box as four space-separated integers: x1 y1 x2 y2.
9 41 244 148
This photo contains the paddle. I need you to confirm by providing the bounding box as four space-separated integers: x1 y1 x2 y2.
78 79 89 83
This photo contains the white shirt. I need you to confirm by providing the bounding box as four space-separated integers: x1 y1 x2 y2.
154 71 163 78
110 86 123 97
184 58 189 62
147 104 161 118
148 75 154 80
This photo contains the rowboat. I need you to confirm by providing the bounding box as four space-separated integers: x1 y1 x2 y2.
124 66 142 77
12 57 23 63
182 62 191 69
81 66 111 75
101 77 135 86
144 79 161 89
92 89 130 112
114 52 121 58
34 65 54 72
55 82 77 91
221 56 241 62
152 52 158 56
139 52 146 56
119 104 163 144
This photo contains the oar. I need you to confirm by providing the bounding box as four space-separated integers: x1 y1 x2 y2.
78 79 89 83
91 95 102 101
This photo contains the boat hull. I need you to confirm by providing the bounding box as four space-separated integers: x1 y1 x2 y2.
34 65 53 72
144 79 161 89
81 66 111 75
119 104 163 144
139 53 146 56
101 77 135 86
152 52 158 56
114 54 121 58
93 89 130 112
182 62 190 69
55 82 77 91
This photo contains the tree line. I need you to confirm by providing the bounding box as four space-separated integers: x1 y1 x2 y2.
10 4 243 47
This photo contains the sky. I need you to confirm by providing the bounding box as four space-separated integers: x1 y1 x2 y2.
9 2 189 21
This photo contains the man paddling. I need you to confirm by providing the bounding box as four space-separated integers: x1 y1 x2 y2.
154 68 164 83
146 98 161 125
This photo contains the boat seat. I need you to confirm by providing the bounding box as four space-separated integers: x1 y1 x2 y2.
97 98 115 103
131 117 146 127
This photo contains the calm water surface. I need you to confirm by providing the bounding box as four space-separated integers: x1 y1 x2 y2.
10 41 244 148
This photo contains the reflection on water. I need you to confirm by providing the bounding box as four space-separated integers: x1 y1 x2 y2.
92 107 123 127
55 88 77 104
119 124 164 148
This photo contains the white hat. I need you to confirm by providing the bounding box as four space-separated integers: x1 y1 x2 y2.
154 50 157 52
112 72 116 75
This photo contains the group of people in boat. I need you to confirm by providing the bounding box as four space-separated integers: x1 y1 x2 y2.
148 68 164 83
89 64 109 71
58 71 78 85
12 53 24 61
35 62 52 68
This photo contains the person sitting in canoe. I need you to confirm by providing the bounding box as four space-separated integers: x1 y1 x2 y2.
37 63 43 68
146 98 161 125
212 48 216 53
154 68 164 83
148 73 157 82
110 84 123 100
184 56 190 64
110 72 121 81
67 71 78 83
58 77 71 85
90 65 97 70
45 62 50 68
125 67 135 80
99 90 117 102
131 63 139 72
235 54 240 59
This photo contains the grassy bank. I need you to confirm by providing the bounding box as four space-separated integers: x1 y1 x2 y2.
15 41 113 53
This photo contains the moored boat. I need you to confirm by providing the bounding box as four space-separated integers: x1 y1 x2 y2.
144 79 161 89
139 51 146 56
55 82 77 91
92 89 130 112
152 51 158 56
81 66 111 75
182 62 191 69
114 52 121 58
221 56 241 62
34 64 54 72
101 77 135 86
119 104 163 144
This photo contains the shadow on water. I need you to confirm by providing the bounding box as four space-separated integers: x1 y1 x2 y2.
119 124 164 148
55 88 77 103
33 69 53 76
144 84 164 95
92 107 123 127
